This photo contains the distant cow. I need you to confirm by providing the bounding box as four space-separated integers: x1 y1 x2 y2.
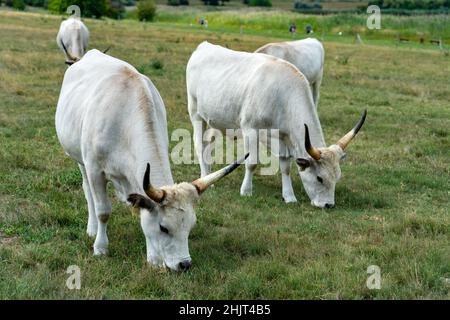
255 38 324 108
55 49 243 271
187 41 366 208
56 17 89 65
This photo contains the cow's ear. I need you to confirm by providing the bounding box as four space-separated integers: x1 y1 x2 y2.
296 158 311 171
127 194 155 211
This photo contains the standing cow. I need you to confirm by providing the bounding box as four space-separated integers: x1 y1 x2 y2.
56 17 89 65
255 38 324 108
55 49 244 271
187 41 366 208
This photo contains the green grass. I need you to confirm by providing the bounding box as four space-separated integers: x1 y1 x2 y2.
146 6 450 44
0 10 449 299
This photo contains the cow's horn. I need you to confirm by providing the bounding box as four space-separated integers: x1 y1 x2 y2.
60 40 78 64
103 46 111 54
337 109 367 150
143 163 165 203
192 153 249 194
304 124 321 160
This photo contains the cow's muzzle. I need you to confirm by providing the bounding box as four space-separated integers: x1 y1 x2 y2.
178 260 192 272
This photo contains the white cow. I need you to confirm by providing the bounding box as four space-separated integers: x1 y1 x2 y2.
187 41 366 208
255 38 324 108
55 49 244 271
56 17 89 65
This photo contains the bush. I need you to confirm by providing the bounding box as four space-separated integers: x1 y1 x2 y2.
203 0 231 5
47 0 107 18
248 0 271 7
12 0 26 10
137 0 156 21
368 0 450 10
106 0 125 19
3 0 26 9
294 1 322 10
24 0 47 6
167 0 189 5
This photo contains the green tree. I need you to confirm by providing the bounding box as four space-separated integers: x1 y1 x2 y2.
13 0 26 10
248 0 271 7
137 0 156 21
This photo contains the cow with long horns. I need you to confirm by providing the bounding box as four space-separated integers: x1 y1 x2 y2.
255 38 325 108
56 17 89 65
187 41 366 208
55 49 244 271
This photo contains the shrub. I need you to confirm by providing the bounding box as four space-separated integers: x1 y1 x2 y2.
294 1 322 10
368 0 450 10
248 0 271 7
47 0 107 18
24 0 47 6
3 0 26 9
168 0 189 5
106 0 125 19
13 0 26 10
137 0 156 21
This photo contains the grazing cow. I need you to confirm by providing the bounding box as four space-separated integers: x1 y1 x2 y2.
255 38 324 108
187 41 366 208
55 49 244 271
56 17 89 65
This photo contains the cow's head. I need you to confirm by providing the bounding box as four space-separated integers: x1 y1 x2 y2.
128 155 247 272
60 40 81 66
296 110 367 208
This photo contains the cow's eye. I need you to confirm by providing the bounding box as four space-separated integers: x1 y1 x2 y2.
159 225 169 234
317 176 323 183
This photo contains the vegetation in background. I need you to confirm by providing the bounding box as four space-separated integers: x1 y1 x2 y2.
2 0 27 10
3 0 127 18
248 0 272 7
47 0 107 18
167 0 189 6
13 0 26 10
294 1 323 11
369 0 450 10
151 8 450 43
201 0 230 5
137 0 157 21
0 10 449 299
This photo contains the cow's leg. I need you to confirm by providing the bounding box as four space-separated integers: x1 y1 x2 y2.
240 129 258 196
191 115 211 177
85 166 111 255
279 157 297 203
78 163 97 237
311 70 323 108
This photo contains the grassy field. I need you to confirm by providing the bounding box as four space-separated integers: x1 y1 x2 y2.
0 10 449 299
146 6 450 45
154 0 367 11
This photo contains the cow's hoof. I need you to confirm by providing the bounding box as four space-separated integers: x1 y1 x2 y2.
283 195 298 203
86 225 97 238
93 246 108 256
240 190 252 196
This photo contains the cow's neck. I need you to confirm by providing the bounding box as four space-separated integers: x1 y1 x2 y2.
288 106 326 159
137 132 174 189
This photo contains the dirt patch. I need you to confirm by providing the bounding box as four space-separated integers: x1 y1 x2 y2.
0 230 19 245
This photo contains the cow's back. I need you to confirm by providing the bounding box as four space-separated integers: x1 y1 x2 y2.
256 38 324 84
55 49 171 188
187 42 312 132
